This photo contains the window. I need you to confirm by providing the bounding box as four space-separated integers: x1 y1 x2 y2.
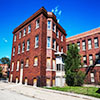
13 47 15 56
22 42 25 53
52 39 56 50
90 73 95 82
94 37 99 48
47 20 51 30
89 55 93 65
88 39 92 50
61 47 63 52
61 34 63 42
56 30 59 38
53 59 56 70
16 61 19 71
56 64 61 71
77 42 80 50
95 54 99 60
34 57 38 66
53 23 56 32
36 19 40 29
56 44 59 52
23 28 26 36
19 31 21 39
83 56 87 65
18 44 20 54
35 35 39 48
28 25 31 33
82 40 86 51
26 59 29 67
14 35 16 42
62 65 65 71
11 62 14 71
67 44 69 50
27 40 30 51
47 58 51 69
47 37 51 48
95 54 100 64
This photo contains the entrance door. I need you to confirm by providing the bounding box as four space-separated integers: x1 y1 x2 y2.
20 63 23 84
55 77 60 86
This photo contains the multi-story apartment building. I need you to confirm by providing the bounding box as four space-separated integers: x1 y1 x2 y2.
9 7 66 87
66 27 100 84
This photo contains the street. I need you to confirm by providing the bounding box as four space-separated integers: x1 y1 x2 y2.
0 88 37 100
0 82 99 100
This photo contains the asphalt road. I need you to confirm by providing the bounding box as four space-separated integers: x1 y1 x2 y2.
0 89 38 100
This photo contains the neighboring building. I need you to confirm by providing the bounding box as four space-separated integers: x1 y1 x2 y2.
0 64 8 77
66 27 100 85
9 7 66 87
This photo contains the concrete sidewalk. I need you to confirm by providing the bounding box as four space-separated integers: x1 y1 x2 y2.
0 82 100 100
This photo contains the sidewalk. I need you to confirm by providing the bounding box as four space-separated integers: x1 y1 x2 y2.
0 82 100 100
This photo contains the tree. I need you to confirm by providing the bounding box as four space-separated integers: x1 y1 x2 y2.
0 57 11 68
65 44 85 86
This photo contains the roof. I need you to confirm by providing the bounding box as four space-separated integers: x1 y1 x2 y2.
66 27 100 42
13 7 66 35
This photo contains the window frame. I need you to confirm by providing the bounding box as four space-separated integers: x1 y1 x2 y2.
22 42 25 53
47 20 51 30
36 19 40 29
35 35 39 48
82 40 86 51
27 40 30 51
47 37 51 48
88 39 92 50
94 37 99 48
28 24 31 33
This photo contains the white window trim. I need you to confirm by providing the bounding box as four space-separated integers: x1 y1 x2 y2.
36 19 39 29
47 20 51 30
26 40 30 51
28 25 31 34
35 36 39 48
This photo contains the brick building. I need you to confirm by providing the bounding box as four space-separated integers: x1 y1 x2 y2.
9 7 66 87
0 64 8 77
66 27 100 84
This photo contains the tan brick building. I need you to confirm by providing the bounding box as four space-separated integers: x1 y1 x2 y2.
66 27 100 84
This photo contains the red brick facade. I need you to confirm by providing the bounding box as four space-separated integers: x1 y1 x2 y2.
9 7 66 86
66 28 100 85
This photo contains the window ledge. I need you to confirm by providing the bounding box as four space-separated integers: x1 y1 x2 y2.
26 49 30 51
34 64 38 66
16 69 19 71
36 26 39 29
35 46 38 49
18 53 20 55
22 51 24 53
25 65 29 67
95 47 99 49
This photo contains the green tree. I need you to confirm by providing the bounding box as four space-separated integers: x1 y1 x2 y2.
65 44 85 86
0 57 11 68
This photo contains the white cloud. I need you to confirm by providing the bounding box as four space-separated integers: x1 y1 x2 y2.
57 19 60 23
51 6 62 23
51 9 54 12
3 38 8 43
58 10 62 16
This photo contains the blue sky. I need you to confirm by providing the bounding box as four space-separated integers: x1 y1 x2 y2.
0 0 100 59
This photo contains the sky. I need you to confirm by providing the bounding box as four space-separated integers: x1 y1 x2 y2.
0 0 100 59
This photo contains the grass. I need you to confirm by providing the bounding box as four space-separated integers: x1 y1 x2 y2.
44 86 100 98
